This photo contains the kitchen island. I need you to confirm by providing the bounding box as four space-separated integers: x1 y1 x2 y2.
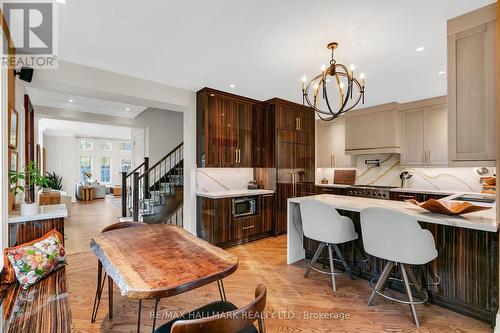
287 194 498 325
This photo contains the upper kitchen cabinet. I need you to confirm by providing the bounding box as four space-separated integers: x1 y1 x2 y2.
316 119 354 167
401 96 448 167
447 3 498 163
197 88 255 167
252 102 275 168
344 102 402 155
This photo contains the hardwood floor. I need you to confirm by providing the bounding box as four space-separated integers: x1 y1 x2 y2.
66 199 491 332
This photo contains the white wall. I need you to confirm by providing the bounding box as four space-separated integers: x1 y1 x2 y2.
134 108 183 164
44 135 132 199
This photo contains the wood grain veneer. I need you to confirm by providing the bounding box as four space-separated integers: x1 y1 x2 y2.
8 217 65 247
90 224 239 299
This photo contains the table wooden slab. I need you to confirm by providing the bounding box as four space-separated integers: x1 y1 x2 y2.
90 224 239 300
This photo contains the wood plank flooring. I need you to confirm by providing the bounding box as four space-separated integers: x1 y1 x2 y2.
65 198 492 332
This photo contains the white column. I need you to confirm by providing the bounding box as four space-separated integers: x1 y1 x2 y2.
182 92 197 235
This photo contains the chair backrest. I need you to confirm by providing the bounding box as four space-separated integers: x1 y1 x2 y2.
299 199 356 244
171 284 267 333
101 221 146 233
360 207 438 265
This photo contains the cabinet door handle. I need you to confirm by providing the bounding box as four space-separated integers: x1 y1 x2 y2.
428 149 431 164
262 194 274 197
242 225 255 230
398 194 415 199
238 149 241 164
235 149 238 164
298 117 301 131
295 117 299 131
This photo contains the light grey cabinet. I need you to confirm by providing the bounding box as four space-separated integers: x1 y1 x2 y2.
447 3 498 163
316 120 353 167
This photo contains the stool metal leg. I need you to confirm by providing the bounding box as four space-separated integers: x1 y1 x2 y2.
304 242 325 278
368 261 394 306
332 244 355 280
401 264 420 327
327 244 336 292
406 266 427 301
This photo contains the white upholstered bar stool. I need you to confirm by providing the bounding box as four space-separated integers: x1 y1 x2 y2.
360 207 438 326
299 199 358 292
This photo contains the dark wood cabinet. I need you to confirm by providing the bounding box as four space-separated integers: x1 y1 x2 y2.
389 190 449 202
252 103 275 168
315 186 349 196
197 88 256 167
268 98 315 235
197 194 274 248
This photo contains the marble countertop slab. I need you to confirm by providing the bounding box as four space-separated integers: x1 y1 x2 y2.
8 204 68 224
314 183 351 188
288 194 498 232
196 189 275 199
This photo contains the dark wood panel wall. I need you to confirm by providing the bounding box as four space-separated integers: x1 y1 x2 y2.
8 218 65 247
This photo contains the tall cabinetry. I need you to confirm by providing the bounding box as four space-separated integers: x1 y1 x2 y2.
268 99 315 235
447 3 498 163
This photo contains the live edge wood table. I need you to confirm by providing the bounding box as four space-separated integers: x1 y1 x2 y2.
90 224 239 332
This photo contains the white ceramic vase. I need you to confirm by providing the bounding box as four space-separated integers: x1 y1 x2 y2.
21 203 39 216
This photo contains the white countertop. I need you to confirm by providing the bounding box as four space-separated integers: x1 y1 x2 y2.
315 183 351 188
196 189 275 199
8 204 68 224
288 194 498 232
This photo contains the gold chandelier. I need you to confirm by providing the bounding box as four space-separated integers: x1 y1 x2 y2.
301 42 366 121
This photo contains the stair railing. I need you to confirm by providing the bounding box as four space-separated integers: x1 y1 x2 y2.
121 157 149 217
131 143 184 221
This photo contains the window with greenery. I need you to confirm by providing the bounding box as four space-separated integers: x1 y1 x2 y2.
100 142 112 151
80 139 93 150
80 156 92 181
121 159 132 173
100 157 112 183
119 141 132 151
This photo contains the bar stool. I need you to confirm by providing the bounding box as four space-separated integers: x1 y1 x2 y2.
360 207 438 326
299 199 358 292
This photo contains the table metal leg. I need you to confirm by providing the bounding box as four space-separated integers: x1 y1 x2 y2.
151 299 159 333
217 279 227 301
137 300 142 333
108 277 114 319
91 263 107 323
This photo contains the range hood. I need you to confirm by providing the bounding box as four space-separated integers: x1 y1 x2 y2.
344 102 402 155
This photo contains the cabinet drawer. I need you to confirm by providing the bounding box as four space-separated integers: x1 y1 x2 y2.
232 215 262 239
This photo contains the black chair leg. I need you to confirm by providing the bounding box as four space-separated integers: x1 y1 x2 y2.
91 261 107 323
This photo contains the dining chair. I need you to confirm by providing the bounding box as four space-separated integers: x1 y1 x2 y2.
91 221 147 323
154 284 267 333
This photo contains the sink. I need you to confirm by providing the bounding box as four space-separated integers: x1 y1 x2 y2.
452 194 496 204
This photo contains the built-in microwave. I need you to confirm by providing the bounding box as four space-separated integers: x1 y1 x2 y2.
233 196 258 218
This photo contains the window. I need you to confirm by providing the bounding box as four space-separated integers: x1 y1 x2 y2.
80 156 92 181
80 139 93 150
100 157 112 183
100 142 112 151
119 141 132 151
121 159 132 173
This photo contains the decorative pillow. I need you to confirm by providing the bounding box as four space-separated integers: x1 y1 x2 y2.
5 230 67 289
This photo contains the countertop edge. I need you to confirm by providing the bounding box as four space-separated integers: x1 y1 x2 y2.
8 204 68 224
196 189 275 199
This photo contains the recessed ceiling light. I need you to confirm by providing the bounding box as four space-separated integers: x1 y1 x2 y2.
56 0 66 4
68 99 74 103
416 46 425 52
438 70 446 75
229 84 235 88
125 107 131 111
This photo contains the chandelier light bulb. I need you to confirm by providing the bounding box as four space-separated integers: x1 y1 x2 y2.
301 75 307 82
339 82 345 89
349 64 356 72
320 64 326 72
359 72 365 79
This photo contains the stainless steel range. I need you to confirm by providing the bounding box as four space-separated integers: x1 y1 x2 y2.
347 185 397 200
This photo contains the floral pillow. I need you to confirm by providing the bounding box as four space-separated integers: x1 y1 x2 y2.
6 230 67 289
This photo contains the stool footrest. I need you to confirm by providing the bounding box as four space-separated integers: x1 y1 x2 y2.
369 277 428 305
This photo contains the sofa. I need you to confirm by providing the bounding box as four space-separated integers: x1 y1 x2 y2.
75 182 107 200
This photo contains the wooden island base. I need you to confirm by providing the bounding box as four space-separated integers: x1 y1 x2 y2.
304 209 499 326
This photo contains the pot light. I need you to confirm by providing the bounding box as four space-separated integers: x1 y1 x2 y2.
229 84 235 88
125 107 131 111
68 99 74 103
56 0 66 4
416 46 425 52
438 70 446 75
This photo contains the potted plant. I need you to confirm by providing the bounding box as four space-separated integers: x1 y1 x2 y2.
9 162 49 216
45 171 63 191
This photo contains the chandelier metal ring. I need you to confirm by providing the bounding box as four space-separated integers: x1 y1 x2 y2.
301 42 366 121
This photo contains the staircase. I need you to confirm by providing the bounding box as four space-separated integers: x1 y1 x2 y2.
121 143 184 226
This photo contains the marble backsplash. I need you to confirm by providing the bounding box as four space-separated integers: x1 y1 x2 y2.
316 154 496 193
197 168 254 193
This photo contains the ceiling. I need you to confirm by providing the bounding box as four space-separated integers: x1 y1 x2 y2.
56 0 495 107
39 118 132 140
28 87 147 118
